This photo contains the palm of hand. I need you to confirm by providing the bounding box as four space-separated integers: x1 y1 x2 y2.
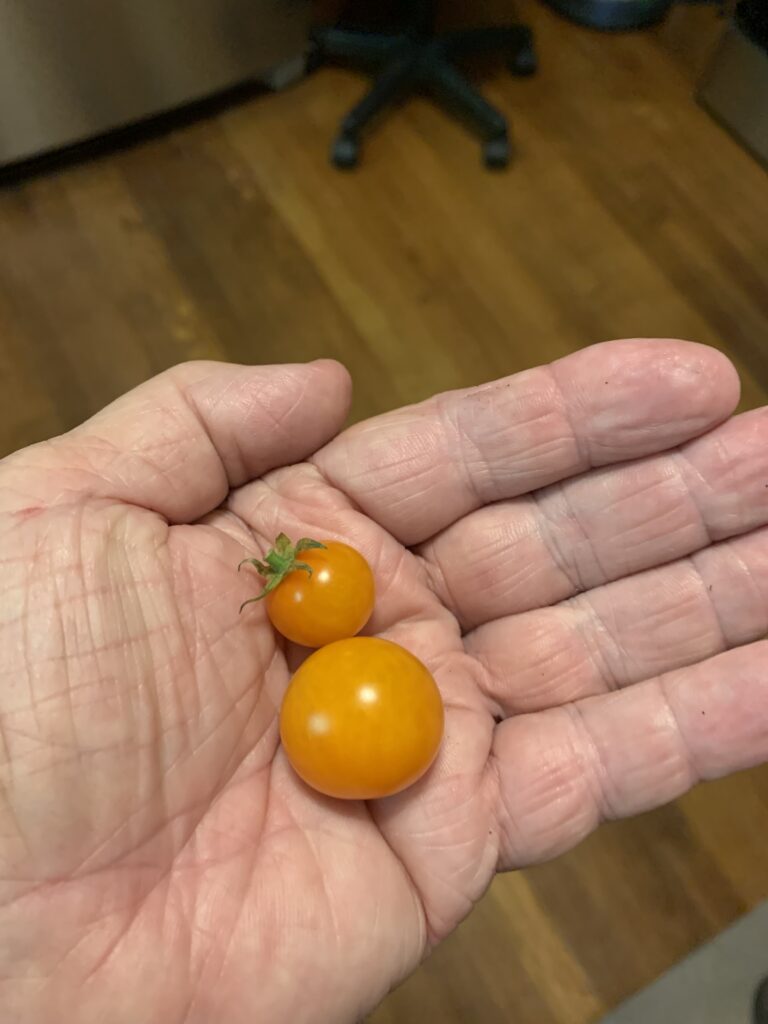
2 344 767 1024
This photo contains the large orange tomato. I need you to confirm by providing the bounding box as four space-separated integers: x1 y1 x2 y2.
240 535 375 647
280 637 444 799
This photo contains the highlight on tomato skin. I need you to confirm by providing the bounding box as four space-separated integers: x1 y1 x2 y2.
279 637 445 800
239 534 375 647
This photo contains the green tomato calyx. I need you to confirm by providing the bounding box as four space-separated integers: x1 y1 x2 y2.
238 533 326 612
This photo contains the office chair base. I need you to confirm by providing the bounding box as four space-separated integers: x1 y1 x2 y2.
313 22 535 168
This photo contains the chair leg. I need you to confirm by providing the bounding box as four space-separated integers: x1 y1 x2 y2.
428 60 511 168
440 25 534 59
331 55 417 168
312 27 403 62
428 61 507 139
340 56 416 137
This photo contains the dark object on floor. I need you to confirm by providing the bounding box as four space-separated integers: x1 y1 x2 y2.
755 975 768 1024
540 0 672 30
310 0 535 169
734 0 768 49
698 0 768 167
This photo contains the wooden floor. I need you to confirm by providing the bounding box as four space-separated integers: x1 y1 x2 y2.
1 3 767 1021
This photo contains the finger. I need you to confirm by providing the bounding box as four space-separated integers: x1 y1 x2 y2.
468 526 768 715
490 642 768 868
421 407 768 630
3 360 351 523
314 340 739 546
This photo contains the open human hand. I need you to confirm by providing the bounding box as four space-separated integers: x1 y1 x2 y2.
2 341 766 1024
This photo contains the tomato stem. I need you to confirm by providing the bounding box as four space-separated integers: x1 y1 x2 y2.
238 534 326 612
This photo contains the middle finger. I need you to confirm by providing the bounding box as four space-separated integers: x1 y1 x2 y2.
420 408 768 631
466 524 768 715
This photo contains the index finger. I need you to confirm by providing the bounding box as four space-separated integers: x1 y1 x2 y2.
313 339 739 546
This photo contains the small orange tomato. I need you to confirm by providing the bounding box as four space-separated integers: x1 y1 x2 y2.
240 534 375 648
280 636 444 799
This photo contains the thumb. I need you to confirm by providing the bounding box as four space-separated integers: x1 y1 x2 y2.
5 360 351 523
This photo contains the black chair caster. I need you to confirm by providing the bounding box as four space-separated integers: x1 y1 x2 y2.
483 134 511 169
509 43 537 77
331 135 360 169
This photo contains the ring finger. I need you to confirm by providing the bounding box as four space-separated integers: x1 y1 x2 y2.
466 525 768 715
421 408 768 631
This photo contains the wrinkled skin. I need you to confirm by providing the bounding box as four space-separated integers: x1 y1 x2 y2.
1 341 767 1023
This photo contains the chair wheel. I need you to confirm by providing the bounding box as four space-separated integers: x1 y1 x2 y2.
509 45 537 77
331 135 359 169
483 135 510 170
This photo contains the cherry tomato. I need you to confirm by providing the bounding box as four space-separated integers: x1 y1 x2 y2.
240 535 375 648
280 637 444 799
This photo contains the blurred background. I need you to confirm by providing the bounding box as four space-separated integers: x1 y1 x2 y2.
1 0 767 1021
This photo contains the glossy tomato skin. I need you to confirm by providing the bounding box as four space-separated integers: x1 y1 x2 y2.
266 541 375 648
279 637 444 799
